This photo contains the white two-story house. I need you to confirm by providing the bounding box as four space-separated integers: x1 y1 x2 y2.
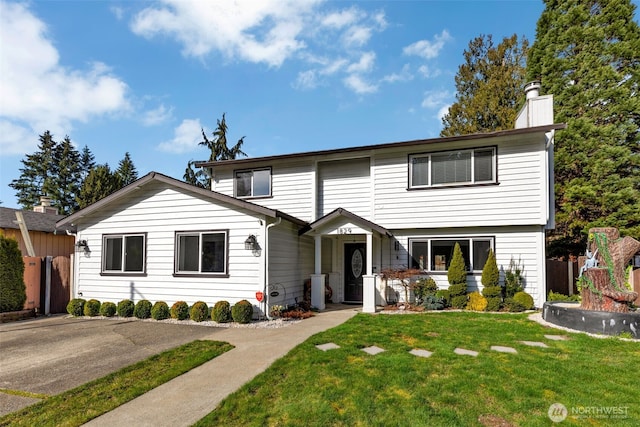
57 83 564 313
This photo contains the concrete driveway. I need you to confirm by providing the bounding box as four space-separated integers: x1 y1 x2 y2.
0 315 222 416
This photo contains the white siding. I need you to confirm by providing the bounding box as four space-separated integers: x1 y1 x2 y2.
318 158 371 219
74 181 271 308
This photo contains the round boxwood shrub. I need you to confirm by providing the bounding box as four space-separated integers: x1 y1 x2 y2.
513 291 534 310
0 235 27 313
151 301 170 320
117 299 134 317
231 300 254 324
134 299 152 319
450 295 469 309
100 301 117 317
190 301 209 322
485 297 502 312
66 298 86 317
504 298 526 312
171 301 189 320
212 300 232 323
83 299 101 317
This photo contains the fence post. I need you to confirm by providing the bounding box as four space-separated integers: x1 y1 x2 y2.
45 256 52 315
567 261 574 296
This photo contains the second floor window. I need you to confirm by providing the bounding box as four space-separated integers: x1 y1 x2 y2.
235 168 271 198
409 147 496 188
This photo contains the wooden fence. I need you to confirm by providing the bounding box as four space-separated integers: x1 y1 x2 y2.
23 255 72 314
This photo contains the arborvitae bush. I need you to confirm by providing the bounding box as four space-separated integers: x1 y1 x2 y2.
448 283 467 297
134 300 152 319
513 291 534 310
100 301 117 317
435 289 450 307
447 243 467 286
482 285 503 312
66 298 86 316
450 295 469 309
190 301 209 322
231 300 254 324
117 299 134 317
504 297 526 312
0 236 27 312
212 300 232 323
485 297 502 312
413 277 438 304
481 249 499 288
83 299 101 317
171 301 189 320
466 292 488 311
504 257 524 298
151 301 170 320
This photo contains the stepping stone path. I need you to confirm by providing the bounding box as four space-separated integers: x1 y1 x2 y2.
316 343 340 351
491 345 518 354
409 349 433 358
544 334 570 341
520 341 549 348
362 345 385 355
454 348 479 357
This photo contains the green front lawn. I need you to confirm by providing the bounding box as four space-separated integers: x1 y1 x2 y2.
195 312 639 426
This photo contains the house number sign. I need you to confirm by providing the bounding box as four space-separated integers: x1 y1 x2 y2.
338 227 352 234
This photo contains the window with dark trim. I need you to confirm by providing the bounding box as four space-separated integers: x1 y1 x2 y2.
235 168 271 198
409 147 496 188
409 237 494 272
102 234 146 274
175 231 227 275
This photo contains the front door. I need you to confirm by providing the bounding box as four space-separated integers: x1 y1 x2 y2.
344 243 365 303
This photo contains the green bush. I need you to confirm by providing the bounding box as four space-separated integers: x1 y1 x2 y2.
504 257 524 298
100 301 117 317
212 300 232 323
151 301 170 320
481 249 499 288
117 299 135 317
466 292 487 311
447 242 467 286
504 297 526 312
450 295 468 309
547 291 580 302
171 301 189 320
83 299 101 317
413 277 438 304
485 297 502 312
231 300 254 324
435 289 450 307
0 236 26 313
134 300 152 319
448 283 467 297
190 301 209 322
481 285 502 298
422 294 445 310
513 291 534 310
66 298 86 317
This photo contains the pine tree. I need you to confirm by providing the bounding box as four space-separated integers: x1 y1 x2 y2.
77 164 119 209
481 249 499 288
51 136 82 215
115 152 138 186
9 131 58 209
441 34 529 136
527 0 640 255
447 243 467 286
79 145 96 182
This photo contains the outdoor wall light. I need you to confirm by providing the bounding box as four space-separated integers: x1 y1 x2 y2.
76 239 90 254
244 235 258 250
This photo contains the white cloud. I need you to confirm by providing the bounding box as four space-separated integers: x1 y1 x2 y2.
0 1 130 156
157 119 204 153
421 90 450 109
343 25 372 47
437 105 451 121
321 7 362 29
110 6 124 21
131 0 321 68
418 65 441 78
343 74 377 94
293 70 319 90
142 104 174 126
403 30 451 59
382 64 413 83
347 51 376 73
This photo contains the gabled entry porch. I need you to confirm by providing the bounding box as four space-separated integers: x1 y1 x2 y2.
299 208 392 313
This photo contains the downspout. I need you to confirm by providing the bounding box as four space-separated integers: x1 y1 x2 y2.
264 217 282 319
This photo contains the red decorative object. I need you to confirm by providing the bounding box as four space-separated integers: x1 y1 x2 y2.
255 291 264 302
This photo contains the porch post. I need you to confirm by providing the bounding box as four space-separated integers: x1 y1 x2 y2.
311 235 326 310
363 232 376 313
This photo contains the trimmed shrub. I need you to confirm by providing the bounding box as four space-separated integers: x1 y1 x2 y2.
117 299 135 317
66 298 86 317
413 277 438 304
422 294 445 310
481 249 499 288
190 301 209 322
0 236 27 312
100 301 117 317
466 292 487 311
482 285 503 312
171 301 189 320
83 299 101 317
547 291 580 302
513 291 534 310
504 297 526 312
435 289 450 307
448 283 467 297
151 301 170 320
450 295 468 309
447 243 467 286
485 297 502 312
231 300 254 324
504 257 524 298
134 300 152 319
212 301 232 323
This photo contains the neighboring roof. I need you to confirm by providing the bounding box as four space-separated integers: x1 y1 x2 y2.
300 208 392 237
195 123 567 168
56 172 307 228
0 207 76 233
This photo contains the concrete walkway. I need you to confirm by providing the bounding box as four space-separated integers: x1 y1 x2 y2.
84 306 358 427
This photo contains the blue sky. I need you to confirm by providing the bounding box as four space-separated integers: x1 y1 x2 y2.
1 0 637 209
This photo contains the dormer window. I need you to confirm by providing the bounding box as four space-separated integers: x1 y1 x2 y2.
235 168 271 198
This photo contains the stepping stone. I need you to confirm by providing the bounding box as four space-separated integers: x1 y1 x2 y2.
316 343 340 351
545 334 569 341
520 341 549 348
454 347 478 357
409 349 433 358
362 345 385 355
491 345 518 354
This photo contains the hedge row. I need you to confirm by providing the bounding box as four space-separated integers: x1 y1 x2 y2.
66 298 254 323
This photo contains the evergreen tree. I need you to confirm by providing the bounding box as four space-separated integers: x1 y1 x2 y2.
527 0 640 255
9 131 58 209
184 113 247 188
77 164 119 209
115 152 138 186
79 145 96 182
447 243 467 286
481 249 499 288
51 136 82 215
441 34 529 136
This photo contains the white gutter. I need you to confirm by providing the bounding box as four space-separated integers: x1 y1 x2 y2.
264 217 282 319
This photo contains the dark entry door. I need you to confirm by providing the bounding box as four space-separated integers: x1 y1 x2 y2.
344 243 365 303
